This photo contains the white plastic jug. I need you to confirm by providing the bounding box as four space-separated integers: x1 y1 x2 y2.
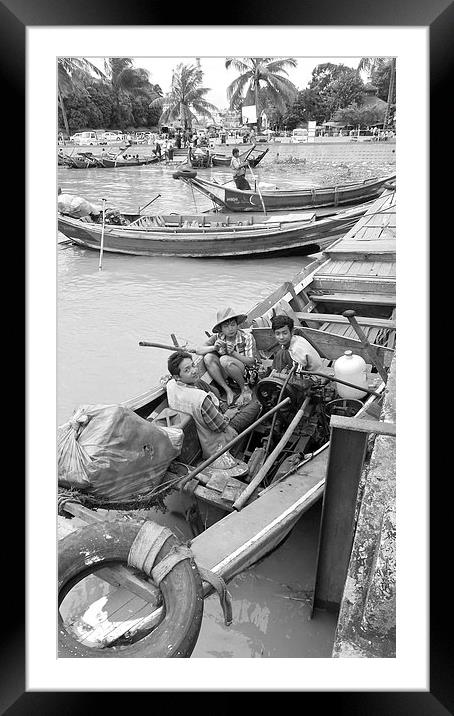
333 350 368 399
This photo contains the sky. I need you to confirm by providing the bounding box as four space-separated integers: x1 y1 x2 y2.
88 56 363 112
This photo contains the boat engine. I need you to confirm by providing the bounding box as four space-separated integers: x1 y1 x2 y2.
248 364 367 485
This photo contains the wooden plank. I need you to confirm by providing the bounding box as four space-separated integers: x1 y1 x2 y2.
295 312 396 329
311 276 395 294
296 327 394 367
310 292 395 306
330 415 396 436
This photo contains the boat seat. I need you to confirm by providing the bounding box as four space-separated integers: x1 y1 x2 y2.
310 292 396 306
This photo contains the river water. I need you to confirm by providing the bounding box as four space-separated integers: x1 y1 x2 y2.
57 139 395 658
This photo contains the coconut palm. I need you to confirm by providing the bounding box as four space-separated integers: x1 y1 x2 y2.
58 58 105 136
150 63 218 130
225 57 298 131
103 58 154 129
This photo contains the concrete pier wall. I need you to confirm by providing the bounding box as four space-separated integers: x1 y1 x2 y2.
332 352 396 658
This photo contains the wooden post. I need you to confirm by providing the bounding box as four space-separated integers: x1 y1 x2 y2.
98 198 106 271
310 414 396 616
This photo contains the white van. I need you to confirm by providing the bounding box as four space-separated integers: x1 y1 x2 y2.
70 131 99 146
291 128 308 144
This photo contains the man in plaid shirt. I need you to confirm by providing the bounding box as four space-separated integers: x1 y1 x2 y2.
187 307 259 407
166 351 261 460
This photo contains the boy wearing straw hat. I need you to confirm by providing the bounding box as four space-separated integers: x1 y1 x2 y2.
187 307 259 407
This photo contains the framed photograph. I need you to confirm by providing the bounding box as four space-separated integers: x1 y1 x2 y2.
7 0 446 709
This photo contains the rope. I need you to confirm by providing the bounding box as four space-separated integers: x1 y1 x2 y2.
128 522 233 626
57 470 182 512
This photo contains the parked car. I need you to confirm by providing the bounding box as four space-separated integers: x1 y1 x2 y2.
70 131 99 146
291 128 308 144
102 132 123 144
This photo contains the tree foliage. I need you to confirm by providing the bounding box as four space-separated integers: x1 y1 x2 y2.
335 103 386 128
307 63 364 122
225 57 298 130
58 58 164 133
152 63 217 130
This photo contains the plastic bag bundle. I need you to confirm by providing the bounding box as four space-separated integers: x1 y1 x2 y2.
57 404 181 502
58 193 102 219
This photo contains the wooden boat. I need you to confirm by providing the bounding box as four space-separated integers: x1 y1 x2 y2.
57 197 383 258
210 146 269 168
58 191 396 656
65 152 104 168
175 172 396 212
99 154 160 167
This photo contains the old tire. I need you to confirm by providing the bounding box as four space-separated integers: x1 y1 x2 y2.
172 169 197 179
58 520 204 658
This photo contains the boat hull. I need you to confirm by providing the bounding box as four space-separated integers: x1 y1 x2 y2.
57 207 368 258
183 174 396 212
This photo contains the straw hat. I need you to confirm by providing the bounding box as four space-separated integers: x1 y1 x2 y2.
212 307 248 333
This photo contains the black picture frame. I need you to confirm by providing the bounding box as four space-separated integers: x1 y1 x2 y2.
5 0 448 711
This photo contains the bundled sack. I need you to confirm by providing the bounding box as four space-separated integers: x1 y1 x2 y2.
58 193 102 219
57 404 181 502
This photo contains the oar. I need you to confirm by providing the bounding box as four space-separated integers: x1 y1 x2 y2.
139 341 183 351
138 194 161 214
247 161 266 216
233 396 311 511
342 310 388 383
98 198 106 271
177 397 291 491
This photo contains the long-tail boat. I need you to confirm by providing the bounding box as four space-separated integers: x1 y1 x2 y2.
57 195 384 258
174 172 396 212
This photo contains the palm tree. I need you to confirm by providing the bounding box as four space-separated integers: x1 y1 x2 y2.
225 57 298 131
150 63 218 130
58 58 105 136
103 58 154 129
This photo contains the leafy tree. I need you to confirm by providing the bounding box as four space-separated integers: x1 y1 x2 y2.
308 63 364 122
283 88 328 128
335 103 386 129
225 57 298 131
58 58 105 135
151 63 217 130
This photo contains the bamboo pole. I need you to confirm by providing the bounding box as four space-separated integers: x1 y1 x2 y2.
98 198 106 271
233 397 311 511
247 161 266 216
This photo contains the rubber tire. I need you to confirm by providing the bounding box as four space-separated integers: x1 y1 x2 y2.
58 520 204 658
172 169 197 179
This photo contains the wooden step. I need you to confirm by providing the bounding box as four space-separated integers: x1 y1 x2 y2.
310 293 396 306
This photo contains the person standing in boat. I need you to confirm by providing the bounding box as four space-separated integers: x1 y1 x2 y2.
230 148 251 190
270 315 323 373
166 351 260 460
187 307 259 407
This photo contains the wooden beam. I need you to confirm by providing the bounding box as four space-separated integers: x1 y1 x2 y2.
295 312 396 329
310 292 395 306
330 415 396 436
